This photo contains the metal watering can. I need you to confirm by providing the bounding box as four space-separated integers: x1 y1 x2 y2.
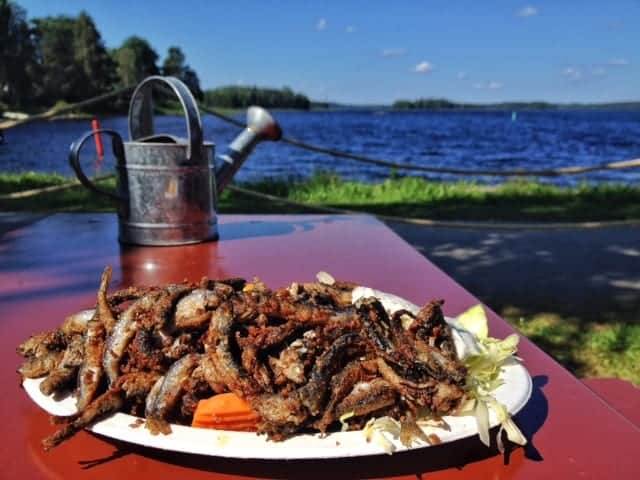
69 76 282 245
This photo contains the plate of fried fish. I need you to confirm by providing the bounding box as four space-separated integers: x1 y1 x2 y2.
19 268 531 458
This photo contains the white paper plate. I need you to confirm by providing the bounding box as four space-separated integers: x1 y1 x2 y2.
23 289 532 459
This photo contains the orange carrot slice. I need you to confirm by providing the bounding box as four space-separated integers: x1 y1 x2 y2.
192 393 259 431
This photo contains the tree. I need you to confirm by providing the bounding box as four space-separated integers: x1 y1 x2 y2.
0 3 207 111
161 46 203 99
203 86 311 109
392 98 459 110
0 0 39 108
31 15 85 103
72 11 116 99
112 36 159 87
162 46 185 77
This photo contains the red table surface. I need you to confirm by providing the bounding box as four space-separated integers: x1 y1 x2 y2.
1 214 638 480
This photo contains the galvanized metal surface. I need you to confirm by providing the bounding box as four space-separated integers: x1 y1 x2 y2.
68 76 283 246
70 76 218 246
216 106 282 193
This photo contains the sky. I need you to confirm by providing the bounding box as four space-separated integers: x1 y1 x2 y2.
19 0 640 105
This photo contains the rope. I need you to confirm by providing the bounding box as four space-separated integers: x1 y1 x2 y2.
0 174 115 200
1 174 638 230
198 104 640 177
226 185 640 230
0 86 135 130
199 105 245 128
2 87 639 177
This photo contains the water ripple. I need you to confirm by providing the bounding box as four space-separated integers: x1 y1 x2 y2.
0 110 639 186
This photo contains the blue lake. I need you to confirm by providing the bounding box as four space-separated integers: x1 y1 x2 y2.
1 110 639 186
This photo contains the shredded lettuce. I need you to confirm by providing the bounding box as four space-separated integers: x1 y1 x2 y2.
456 304 489 339
474 396 491 447
482 395 528 452
339 411 354 432
362 417 402 454
458 304 527 452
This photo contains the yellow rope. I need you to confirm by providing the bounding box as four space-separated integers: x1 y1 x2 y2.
0 86 135 130
0 86 640 177
2 88 639 177
226 185 640 231
0 174 115 200
2 177 638 230
198 104 640 177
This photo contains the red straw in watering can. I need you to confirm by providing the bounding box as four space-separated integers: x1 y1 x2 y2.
92 119 104 159
91 118 104 172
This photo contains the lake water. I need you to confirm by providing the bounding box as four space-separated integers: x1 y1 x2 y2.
1 110 639 186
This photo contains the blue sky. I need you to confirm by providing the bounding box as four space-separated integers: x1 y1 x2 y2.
20 0 640 104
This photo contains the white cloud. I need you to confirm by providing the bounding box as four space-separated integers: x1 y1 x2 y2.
608 58 629 66
562 67 582 80
316 18 327 31
592 67 606 76
413 61 433 73
516 5 538 17
381 48 406 57
456 72 467 80
472 81 503 89
606 21 624 32
345 25 356 33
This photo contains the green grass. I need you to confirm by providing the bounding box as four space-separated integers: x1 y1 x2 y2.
280 174 640 221
2 171 640 221
0 172 117 212
501 307 640 385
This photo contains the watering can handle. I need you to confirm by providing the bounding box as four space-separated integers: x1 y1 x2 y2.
69 128 124 202
128 76 203 162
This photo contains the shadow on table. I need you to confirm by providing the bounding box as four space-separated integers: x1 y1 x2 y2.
513 375 548 462
81 436 502 479
77 376 549 479
0 213 49 236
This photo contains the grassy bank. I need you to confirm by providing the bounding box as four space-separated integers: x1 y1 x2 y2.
501 308 639 385
2 171 640 221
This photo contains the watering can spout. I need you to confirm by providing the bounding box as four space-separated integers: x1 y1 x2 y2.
215 106 282 194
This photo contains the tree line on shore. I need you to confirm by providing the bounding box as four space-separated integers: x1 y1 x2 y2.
0 1 311 113
394 98 557 110
204 86 310 110
393 98 640 111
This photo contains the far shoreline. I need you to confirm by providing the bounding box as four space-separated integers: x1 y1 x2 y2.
4 99 640 123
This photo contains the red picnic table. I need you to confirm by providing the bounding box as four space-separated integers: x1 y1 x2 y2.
0 213 638 479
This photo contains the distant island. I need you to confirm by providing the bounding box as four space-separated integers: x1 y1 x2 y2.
309 98 640 111
391 98 640 111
